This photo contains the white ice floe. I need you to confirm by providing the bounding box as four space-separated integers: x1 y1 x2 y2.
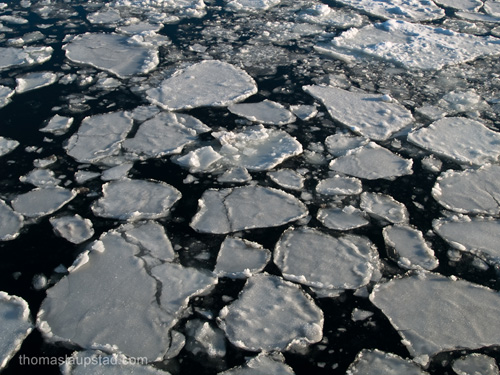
437 89 486 115
0 199 23 241
20 168 60 187
214 237 270 279
303 85 414 141
65 111 134 164
316 176 362 195
101 163 133 181
456 11 500 23
218 273 323 352
329 143 413 180
92 179 181 221
64 33 159 78
228 100 295 125
432 165 500 215
433 0 483 12
218 353 295 375
218 167 252 183
274 227 379 290
74 170 100 184
325 133 369 157
382 225 439 270
360 192 409 224
268 169 304 191
87 8 122 25
190 186 308 234
316 20 500 70
0 292 33 370
0 46 53 71
0 136 19 157
112 0 207 19
297 4 363 28
146 60 257 111
351 308 374 322
11 187 77 218
421 155 442 173
185 319 226 357
452 353 500 375
0 86 14 108
50 215 94 244
225 0 281 12
15 72 58 94
289 104 318 121
317 206 369 231
408 117 500 166
176 146 222 173
485 0 500 17
346 349 429 375
370 272 500 365
40 114 74 135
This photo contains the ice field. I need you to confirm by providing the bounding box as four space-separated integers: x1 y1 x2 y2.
1 0 500 374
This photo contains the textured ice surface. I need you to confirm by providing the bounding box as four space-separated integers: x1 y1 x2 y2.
289 104 317 121
0 86 14 108
11 187 77 218
346 349 429 375
64 33 159 78
316 20 500 70
408 117 500 166
218 274 323 351
268 169 304 191
329 142 413 180
316 176 362 195
433 0 483 12
274 227 379 290
101 163 133 181
176 146 222 172
92 179 181 221
0 292 33 370
225 0 281 12
297 4 363 28
370 272 500 365
218 167 252 183
74 171 100 184
20 168 60 187
383 225 439 270
452 353 500 375
317 206 369 231
218 353 295 375
146 60 257 110
351 308 374 322
15 71 58 93
185 319 226 357
0 136 19 157
0 46 53 71
50 215 94 244
0 199 23 241
360 192 409 224
325 133 369 157
228 100 295 125
40 114 74 135
214 237 270 279
304 85 414 141
112 0 207 18
432 165 500 215
485 0 500 17
190 186 308 234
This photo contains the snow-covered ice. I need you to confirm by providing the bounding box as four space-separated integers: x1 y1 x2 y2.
316 176 362 195
325 133 369 157
452 353 500 375
20 168 60 187
50 215 94 244
0 199 23 241
228 100 295 125
15 71 58 94
175 146 222 173
0 136 19 157
297 4 363 28
218 353 295 375
40 114 74 135
11 187 77 218
101 163 133 181
268 169 304 191
0 46 53 71
185 319 226 357
0 86 14 108
346 349 429 375
360 192 409 224
317 206 369 231
433 0 483 12
225 0 282 12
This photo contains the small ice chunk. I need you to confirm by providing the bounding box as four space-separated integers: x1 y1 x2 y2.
218 167 252 183
452 353 500 375
101 163 133 181
433 0 483 12
0 199 23 241
304 85 414 141
32 274 48 291
91 179 181 221
421 155 442 173
74 170 100 184
87 8 122 25
218 274 323 352
415 105 447 121
218 352 295 375
0 86 14 108
11 187 77 218
268 169 305 191
50 214 94 244
329 142 413 180
225 0 282 12
316 176 362 195
360 192 409 224
485 0 500 17
15 72 58 94
33 155 57 168
190 186 308 234
228 100 295 125
214 237 271 279
40 115 74 135
325 133 369 157
20 168 60 187
317 206 369 231
408 117 500 166
176 146 222 172
351 308 374 322
185 319 226 357
346 349 429 375
119 221 175 262
0 136 19 157
146 60 257 110
0 46 53 71
290 104 318 121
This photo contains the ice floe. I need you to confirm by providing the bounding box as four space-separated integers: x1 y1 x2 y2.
218 353 295 375
316 176 362 195
20 168 60 187
325 133 369 157
176 146 222 173
0 86 14 108
225 0 282 12
101 163 133 181
218 274 323 352
185 319 226 357
11 187 77 218
40 114 74 135
49 215 94 244
268 169 304 191
190 186 308 234
146 60 257 111
360 192 409 224
228 100 295 125
119 221 175 262
297 4 363 28
452 353 500 375
370 272 500 365
0 46 53 71
346 349 429 375
0 199 23 241
15 71 58 94
218 167 252 183
112 0 207 19
0 136 19 157
317 206 369 231
433 0 483 12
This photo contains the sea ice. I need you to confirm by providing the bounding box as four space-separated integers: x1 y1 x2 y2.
485 0 500 17
101 163 133 181
452 353 500 375
40 114 74 135
74 170 100 184
112 0 207 18
20 168 60 187
268 169 304 191
408 117 500 166
370 272 500 365
303 85 414 141
317 206 369 231
274 227 379 290
290 104 318 121
0 199 23 241
218 274 323 351
351 308 374 322
346 349 429 375
433 0 483 12
218 167 252 183
146 60 257 110
15 71 58 94
185 319 226 357
316 176 362 195
0 46 53 71
190 186 308 234
11 187 77 218
218 353 295 375
297 4 363 28
91 179 181 221
0 86 14 108
325 133 369 157
228 100 295 125
225 0 281 12
0 136 19 157
87 8 122 25
175 146 222 173
49 214 94 244
329 143 413 180
360 192 409 224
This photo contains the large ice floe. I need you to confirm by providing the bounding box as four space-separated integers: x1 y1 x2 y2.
11 187 77 218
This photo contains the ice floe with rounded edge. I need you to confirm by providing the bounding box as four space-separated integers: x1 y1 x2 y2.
432 165 500 215
408 117 500 166
92 179 181 221
218 273 323 352
64 33 159 78
316 20 500 70
325 133 369 157
268 169 304 191
297 4 363 28
20 168 60 187
456 11 500 23
214 237 271 279
15 71 58 94
0 199 23 241
0 136 19 157
190 186 308 234
370 272 500 366
218 352 295 375
0 292 33 370
49 214 94 244
228 100 295 125
303 85 414 141
360 192 409 224
146 60 257 111
346 349 429 375
274 227 379 290
316 176 362 195
0 46 53 71
433 0 483 12
225 0 281 12
383 225 439 271
329 142 413 180
452 353 499 375
40 114 74 135
317 206 369 231
11 187 77 218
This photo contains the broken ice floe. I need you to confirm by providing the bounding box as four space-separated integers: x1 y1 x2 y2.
360 192 409 224
91 179 181 221
0 292 33 370
190 186 308 234
325 133 369 157
225 0 282 12
0 199 23 241
268 169 304 191
214 237 270 279
146 60 257 111
218 273 323 352
176 146 222 173
452 353 500 375
304 85 414 141
112 0 207 19
317 206 369 231
0 136 19 157
218 352 295 375
228 100 295 125
185 319 227 358
346 349 429 375
274 227 379 290
316 176 362 195
408 117 500 166
0 46 53 71
49 215 94 244
15 71 58 94
297 4 363 28
370 272 500 365
40 114 74 135
432 165 500 215
329 142 413 180
316 20 500 70
11 187 77 218
64 33 159 78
